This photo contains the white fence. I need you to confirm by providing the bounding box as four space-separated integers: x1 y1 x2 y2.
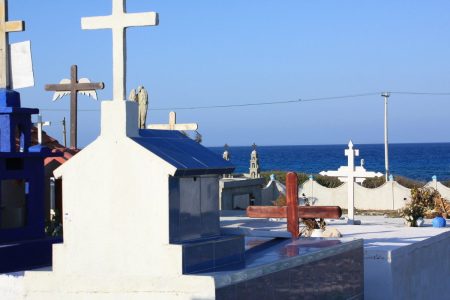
262 178 450 210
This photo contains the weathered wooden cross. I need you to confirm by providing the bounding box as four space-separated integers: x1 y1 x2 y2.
320 141 383 224
247 172 342 238
81 0 159 101
33 114 51 145
0 0 24 88
147 111 198 131
45 65 104 149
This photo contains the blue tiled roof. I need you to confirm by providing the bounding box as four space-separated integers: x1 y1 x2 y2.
132 130 235 176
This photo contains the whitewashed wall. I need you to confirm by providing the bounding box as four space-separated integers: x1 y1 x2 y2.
261 178 450 211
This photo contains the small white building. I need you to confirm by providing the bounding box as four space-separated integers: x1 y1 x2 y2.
24 101 240 299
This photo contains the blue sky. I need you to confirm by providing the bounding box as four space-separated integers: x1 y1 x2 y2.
9 1 450 147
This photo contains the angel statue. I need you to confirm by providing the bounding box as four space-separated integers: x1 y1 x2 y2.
128 86 149 129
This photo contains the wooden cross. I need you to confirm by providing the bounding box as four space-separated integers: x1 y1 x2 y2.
320 141 382 224
0 0 24 88
45 65 104 149
247 172 342 238
33 114 51 145
81 0 159 101
147 111 198 131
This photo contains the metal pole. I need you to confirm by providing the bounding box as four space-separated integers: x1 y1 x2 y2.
381 92 390 181
50 177 56 219
62 117 67 148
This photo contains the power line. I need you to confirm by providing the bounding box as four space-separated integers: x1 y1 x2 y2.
36 91 450 112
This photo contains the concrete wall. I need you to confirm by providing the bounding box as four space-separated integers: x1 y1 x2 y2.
365 231 450 300
292 179 449 211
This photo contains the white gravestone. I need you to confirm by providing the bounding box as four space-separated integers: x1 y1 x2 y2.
320 141 383 225
147 111 198 131
33 114 51 145
10 41 34 89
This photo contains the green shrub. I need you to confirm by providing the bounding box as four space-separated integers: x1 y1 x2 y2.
314 175 343 188
261 171 309 186
394 176 425 189
441 180 450 188
362 176 386 188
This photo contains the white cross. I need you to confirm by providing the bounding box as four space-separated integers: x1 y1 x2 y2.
0 0 25 88
33 114 51 145
81 0 159 101
147 111 198 131
320 141 383 224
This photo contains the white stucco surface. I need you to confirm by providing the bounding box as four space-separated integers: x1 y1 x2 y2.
220 211 450 300
20 101 216 300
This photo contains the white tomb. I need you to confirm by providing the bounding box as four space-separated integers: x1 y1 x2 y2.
23 1 242 299
320 141 383 224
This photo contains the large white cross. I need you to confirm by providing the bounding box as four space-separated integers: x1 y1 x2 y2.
33 114 51 145
0 0 24 88
81 0 159 101
320 141 383 224
147 111 198 131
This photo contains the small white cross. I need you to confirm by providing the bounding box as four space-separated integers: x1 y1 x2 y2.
81 0 159 101
320 141 383 224
0 0 25 88
147 111 198 131
33 114 51 145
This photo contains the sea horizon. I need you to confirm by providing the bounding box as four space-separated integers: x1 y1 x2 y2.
209 142 450 181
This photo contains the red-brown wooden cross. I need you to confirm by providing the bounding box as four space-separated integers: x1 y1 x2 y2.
246 172 342 238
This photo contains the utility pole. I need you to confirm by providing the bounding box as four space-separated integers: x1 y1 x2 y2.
62 117 67 148
381 92 390 181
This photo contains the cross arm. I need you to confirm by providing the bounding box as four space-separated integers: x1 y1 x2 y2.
81 16 113 30
45 82 105 92
246 206 342 220
123 12 159 27
5 20 24 32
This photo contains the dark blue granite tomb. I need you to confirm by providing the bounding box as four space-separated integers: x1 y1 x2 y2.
135 129 245 273
0 89 62 273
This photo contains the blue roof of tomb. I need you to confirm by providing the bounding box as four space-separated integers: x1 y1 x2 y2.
133 129 235 176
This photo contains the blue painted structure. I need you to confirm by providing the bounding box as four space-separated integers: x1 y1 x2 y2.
134 129 244 273
0 89 62 273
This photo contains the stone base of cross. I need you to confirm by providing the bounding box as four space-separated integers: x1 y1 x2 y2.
320 141 383 225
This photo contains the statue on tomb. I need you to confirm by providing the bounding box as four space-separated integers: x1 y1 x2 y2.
128 85 149 129
137 86 148 129
128 88 137 102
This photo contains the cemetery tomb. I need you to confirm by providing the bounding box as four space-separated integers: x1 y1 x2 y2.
0 89 61 273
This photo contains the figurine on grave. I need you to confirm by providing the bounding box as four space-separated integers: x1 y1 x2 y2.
128 86 149 128
137 86 148 129
128 88 137 102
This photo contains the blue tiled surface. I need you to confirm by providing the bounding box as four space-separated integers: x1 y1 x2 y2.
133 130 234 176
182 235 245 274
169 176 220 243
191 237 364 299
0 237 62 273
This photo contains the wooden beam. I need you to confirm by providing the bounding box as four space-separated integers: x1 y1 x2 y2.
286 172 299 238
247 206 342 220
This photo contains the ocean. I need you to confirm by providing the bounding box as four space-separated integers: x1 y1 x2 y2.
209 143 450 181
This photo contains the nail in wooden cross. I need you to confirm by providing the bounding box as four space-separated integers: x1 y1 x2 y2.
81 0 159 101
247 172 342 239
45 65 104 149
0 0 24 88
147 111 198 131
33 114 51 145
